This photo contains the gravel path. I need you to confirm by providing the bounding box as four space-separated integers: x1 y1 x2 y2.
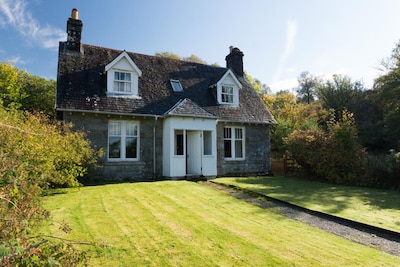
204 181 400 257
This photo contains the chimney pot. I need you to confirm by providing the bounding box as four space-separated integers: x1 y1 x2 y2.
71 8 79 20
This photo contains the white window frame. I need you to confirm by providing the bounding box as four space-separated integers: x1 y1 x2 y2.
216 70 242 105
108 120 140 161
105 51 142 97
221 85 234 104
113 71 132 93
224 127 245 160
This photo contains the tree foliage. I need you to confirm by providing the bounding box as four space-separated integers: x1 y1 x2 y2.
263 91 328 155
0 106 95 265
374 41 400 149
296 71 321 104
0 62 56 116
245 72 271 94
316 74 364 122
286 110 364 184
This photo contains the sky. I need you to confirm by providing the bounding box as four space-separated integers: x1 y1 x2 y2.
1 0 400 93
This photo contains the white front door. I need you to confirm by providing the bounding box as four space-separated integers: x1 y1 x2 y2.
186 131 201 174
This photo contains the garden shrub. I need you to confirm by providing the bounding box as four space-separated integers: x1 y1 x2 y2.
0 107 95 265
286 110 364 184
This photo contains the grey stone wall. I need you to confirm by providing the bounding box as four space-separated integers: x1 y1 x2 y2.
216 123 271 176
62 112 163 181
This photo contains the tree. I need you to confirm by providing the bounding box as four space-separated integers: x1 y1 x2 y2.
19 70 56 116
0 62 56 116
374 41 400 149
316 74 364 122
183 54 207 64
154 51 182 60
0 62 26 109
296 71 321 104
262 90 327 155
245 72 271 94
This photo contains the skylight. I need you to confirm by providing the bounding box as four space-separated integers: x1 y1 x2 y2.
170 80 183 92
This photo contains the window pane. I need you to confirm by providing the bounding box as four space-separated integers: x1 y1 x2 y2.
175 130 184 155
125 73 131 81
109 136 121 158
126 123 137 136
222 86 233 94
235 140 243 158
109 122 121 135
203 131 212 155
224 128 231 139
235 128 243 139
224 140 232 157
126 137 137 158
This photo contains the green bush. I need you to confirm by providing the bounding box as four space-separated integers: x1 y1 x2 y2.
286 111 364 184
0 107 95 265
362 151 400 189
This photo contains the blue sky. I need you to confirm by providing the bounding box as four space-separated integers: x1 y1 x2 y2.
1 0 400 93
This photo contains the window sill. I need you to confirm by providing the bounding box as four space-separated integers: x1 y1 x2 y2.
106 92 142 99
224 158 245 161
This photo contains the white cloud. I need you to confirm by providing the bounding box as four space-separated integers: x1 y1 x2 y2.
272 20 298 83
270 77 298 93
0 0 65 49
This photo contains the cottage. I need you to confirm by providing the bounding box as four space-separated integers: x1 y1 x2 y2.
56 9 276 181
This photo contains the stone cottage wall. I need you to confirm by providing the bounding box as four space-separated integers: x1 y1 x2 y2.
216 123 271 176
62 112 163 181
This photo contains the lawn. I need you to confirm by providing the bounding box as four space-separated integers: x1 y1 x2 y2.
214 176 400 232
40 181 400 266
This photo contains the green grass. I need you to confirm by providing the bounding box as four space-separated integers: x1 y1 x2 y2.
214 176 400 232
41 181 400 266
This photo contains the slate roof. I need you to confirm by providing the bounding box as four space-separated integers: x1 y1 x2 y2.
56 43 275 124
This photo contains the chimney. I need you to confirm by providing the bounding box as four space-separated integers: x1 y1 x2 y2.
66 8 83 52
226 46 244 76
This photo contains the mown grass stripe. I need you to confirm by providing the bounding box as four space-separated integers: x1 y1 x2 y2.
40 181 400 266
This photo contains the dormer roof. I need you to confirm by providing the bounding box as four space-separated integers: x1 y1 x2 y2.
105 51 142 76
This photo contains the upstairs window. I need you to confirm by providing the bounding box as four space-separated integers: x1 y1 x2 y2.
105 51 142 96
216 70 242 105
170 80 183 92
114 71 132 92
224 127 244 160
221 85 234 104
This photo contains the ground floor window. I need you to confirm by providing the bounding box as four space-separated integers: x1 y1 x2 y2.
108 120 139 160
224 127 244 159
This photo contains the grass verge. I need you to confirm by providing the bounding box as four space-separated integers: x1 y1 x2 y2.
214 176 400 232
40 181 400 266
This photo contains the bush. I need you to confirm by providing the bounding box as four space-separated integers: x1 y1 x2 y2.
286 110 364 184
0 107 95 265
362 151 400 189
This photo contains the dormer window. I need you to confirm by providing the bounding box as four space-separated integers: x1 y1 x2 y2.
216 70 242 105
170 79 183 92
105 51 142 97
221 85 234 103
114 71 132 92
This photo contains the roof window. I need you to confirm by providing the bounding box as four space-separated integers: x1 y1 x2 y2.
170 80 183 92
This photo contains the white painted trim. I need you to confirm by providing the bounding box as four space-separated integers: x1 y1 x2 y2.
105 51 142 76
216 69 242 105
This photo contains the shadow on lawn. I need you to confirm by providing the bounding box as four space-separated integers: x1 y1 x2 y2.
228 176 400 214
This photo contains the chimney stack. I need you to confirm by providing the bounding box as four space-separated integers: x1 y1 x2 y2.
226 47 244 76
66 8 83 53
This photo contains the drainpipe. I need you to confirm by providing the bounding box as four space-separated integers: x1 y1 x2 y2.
153 116 158 180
